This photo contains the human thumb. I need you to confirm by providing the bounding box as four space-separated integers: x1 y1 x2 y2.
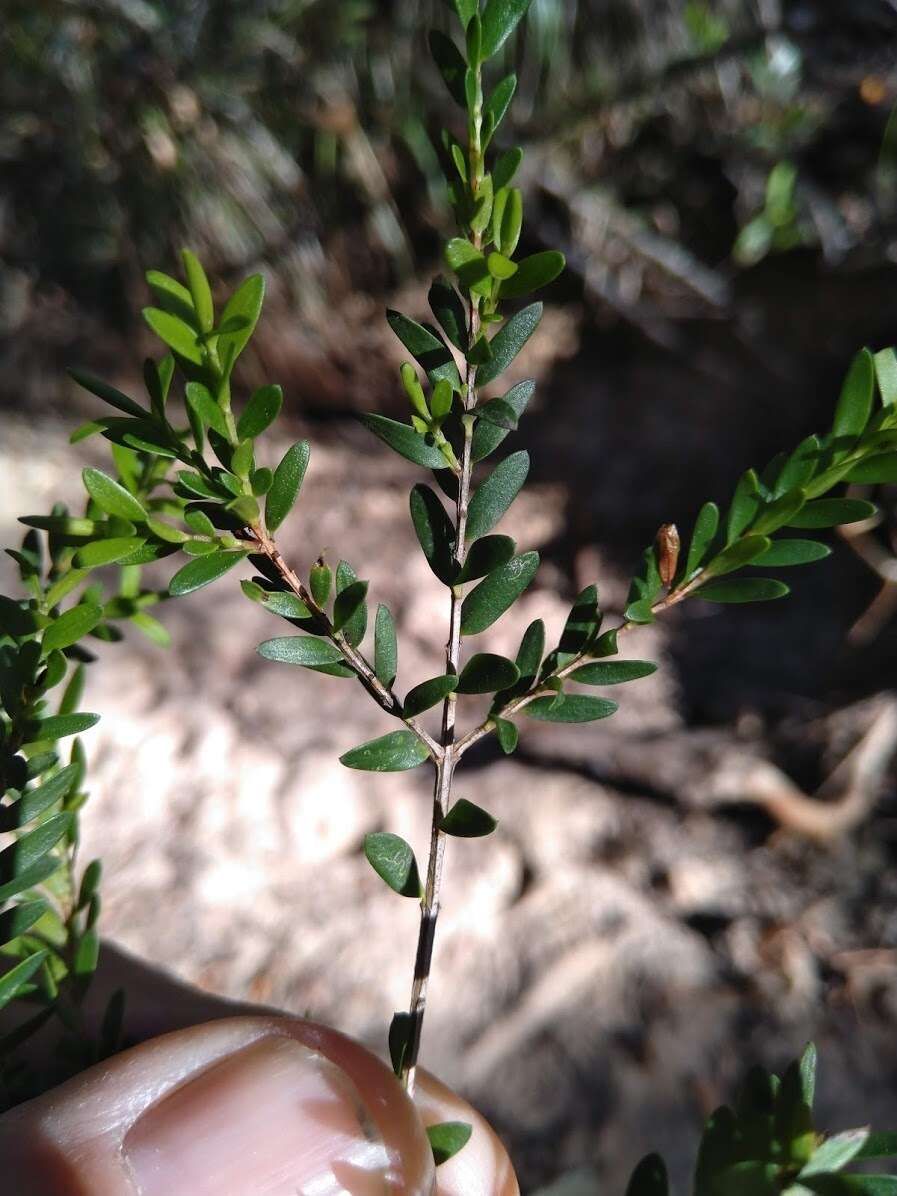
0 1015 512 1196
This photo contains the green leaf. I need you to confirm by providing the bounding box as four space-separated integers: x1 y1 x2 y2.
726 469 762 543
481 0 534 58
375 605 398 688
410 486 456 584
856 1134 897 1161
697 577 790 603
169 551 246 597
428 277 468 352
427 1121 473 1166
788 499 877 529
146 270 196 325
460 551 539 635
0 899 48 942
472 380 534 462
238 385 283 441
753 490 807 535
845 454 897 484
515 618 545 685
571 659 657 685
68 370 146 419
484 74 517 137
359 414 450 470
683 501 721 579
477 398 518 430
800 1043 817 1110
0 951 50 1012
257 637 344 668
775 435 822 497
25 713 99 741
0 765 78 832
493 146 523 191
558 584 601 657
217 274 265 366
753 539 831 566
0 856 59 906
497 187 523 257
266 441 311 532
387 310 461 389
440 798 498 840
340 730 431 772
41 603 103 654
181 249 214 332
457 653 520 694
389 1011 413 1077
143 306 203 365
82 468 147 522
0 812 72 886
500 251 566 299
75 537 146 568
494 717 519 754
404 674 458 717
800 1130 870 1179
466 451 529 540
185 381 230 439
335 562 368 647
704 535 771 578
100 416 179 458
333 581 369 634
486 252 517 281
475 303 542 387
713 1161 779 1195
429 30 467 106
259 590 312 620
525 693 618 722
875 347 897 406
625 1153 669 1196
456 535 516 583
363 832 421 898
832 349 874 440
445 237 491 292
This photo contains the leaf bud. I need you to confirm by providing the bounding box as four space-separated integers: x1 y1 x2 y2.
656 523 680 587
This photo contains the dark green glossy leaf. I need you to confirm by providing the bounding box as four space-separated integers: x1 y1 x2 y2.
404 674 458 717
217 274 265 366
499 251 566 299
428 277 468 352
182 248 214 332
266 441 311 532
752 539 831 566
471 380 534 463
456 535 515 583
457 653 519 694
0 812 72 886
335 562 367 647
494 717 519 754
360 414 449 470
726 469 762 543
477 399 518 430
493 147 523 191
484 74 516 137
833 349 874 440
775 435 822 497
427 1121 473 1166
0 856 59 905
571 659 657 685
257 637 343 668
375 604 398 689
475 303 542 387
169 551 245 597
363 832 421 898
753 490 807 535
75 537 146 568
0 765 79 832
513 620 545 688
143 306 203 364
177 472 225 501
387 310 461 389
0 951 50 1012
481 0 534 59
625 1153 669 1196
410 486 456 584
40 603 103 655
558 584 601 657
856 1134 897 1160
429 30 467 107
389 1011 413 1077
526 693 618 722
460 551 539 634
711 1161 778 1195
439 799 497 839
25 713 99 741
0 596 38 637
82 468 147 522
68 370 146 419
704 535 771 578
683 502 721 579
697 577 789 603
185 381 229 439
788 499 877 529
333 581 369 634
466 451 529 540
340 730 431 772
846 454 897 484
260 591 312 620
0 899 48 942
445 237 491 292
100 417 179 458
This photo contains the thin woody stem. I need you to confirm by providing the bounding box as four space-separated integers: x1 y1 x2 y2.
248 527 442 760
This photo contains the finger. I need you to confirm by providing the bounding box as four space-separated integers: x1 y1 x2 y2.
0 1016 434 1196
414 1068 520 1196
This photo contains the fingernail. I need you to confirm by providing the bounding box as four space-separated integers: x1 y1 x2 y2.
124 1035 392 1196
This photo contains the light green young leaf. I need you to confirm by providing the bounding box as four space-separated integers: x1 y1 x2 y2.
874 347 897 406
832 348 874 440
363 832 421 898
466 451 529 540
143 307 203 365
340 730 431 772
217 274 265 367
427 1122 474 1166
460 551 539 635
266 441 311 531
181 249 214 332
82 468 147 522
42 603 103 655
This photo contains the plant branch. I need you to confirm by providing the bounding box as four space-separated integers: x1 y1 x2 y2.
248 527 442 760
